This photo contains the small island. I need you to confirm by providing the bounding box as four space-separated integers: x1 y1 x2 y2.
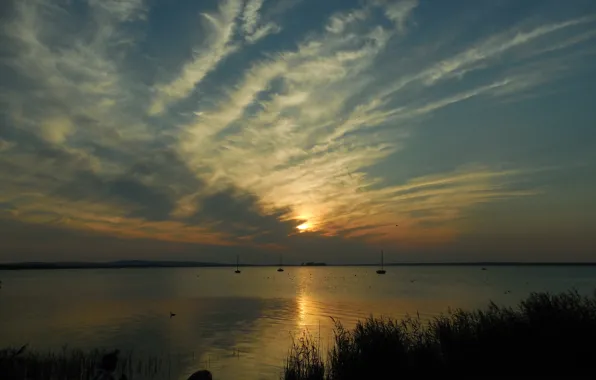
300 262 327 266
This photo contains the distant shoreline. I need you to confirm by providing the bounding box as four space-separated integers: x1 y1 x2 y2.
1 261 595 270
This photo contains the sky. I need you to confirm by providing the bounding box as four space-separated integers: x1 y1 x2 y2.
1 0 595 264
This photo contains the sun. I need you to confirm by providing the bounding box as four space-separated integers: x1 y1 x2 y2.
296 222 310 232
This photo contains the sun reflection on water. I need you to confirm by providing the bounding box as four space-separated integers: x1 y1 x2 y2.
295 268 325 335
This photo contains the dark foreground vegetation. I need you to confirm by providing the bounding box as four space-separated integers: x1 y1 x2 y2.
0 347 165 380
285 290 596 379
3 290 596 379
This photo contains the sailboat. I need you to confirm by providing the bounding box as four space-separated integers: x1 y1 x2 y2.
376 250 386 274
234 255 241 274
277 254 284 272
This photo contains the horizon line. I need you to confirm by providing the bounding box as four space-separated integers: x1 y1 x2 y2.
1 260 596 270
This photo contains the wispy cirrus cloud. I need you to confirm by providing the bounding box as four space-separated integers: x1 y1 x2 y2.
88 0 147 22
241 0 281 43
426 15 595 84
379 0 418 31
148 0 243 115
242 0 265 35
174 0 562 245
2 0 151 151
1 0 595 261
149 0 283 115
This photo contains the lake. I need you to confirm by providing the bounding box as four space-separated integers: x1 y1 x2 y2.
1 266 595 379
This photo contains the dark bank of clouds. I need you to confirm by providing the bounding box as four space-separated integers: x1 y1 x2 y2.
0 217 249 263
0 214 372 264
0 128 363 257
49 146 303 243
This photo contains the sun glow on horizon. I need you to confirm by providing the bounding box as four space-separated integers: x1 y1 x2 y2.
297 222 310 232
3 0 590 263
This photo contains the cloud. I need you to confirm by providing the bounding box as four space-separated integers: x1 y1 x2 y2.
185 188 299 242
379 0 418 31
374 15 596 101
148 0 285 115
88 0 147 22
0 130 303 249
1 0 594 261
55 172 175 221
148 0 243 115
0 139 15 152
173 3 544 248
246 22 282 43
422 15 596 85
2 0 152 153
242 0 265 35
173 4 592 250
326 9 368 34
0 130 102 192
0 217 257 262
39 116 74 144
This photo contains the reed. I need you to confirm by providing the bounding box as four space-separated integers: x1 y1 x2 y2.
0 346 165 380
283 290 596 379
284 332 325 380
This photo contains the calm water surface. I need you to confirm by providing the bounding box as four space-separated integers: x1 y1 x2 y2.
1 266 595 379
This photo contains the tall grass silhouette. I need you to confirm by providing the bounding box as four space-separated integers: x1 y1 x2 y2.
284 332 325 380
284 290 596 379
